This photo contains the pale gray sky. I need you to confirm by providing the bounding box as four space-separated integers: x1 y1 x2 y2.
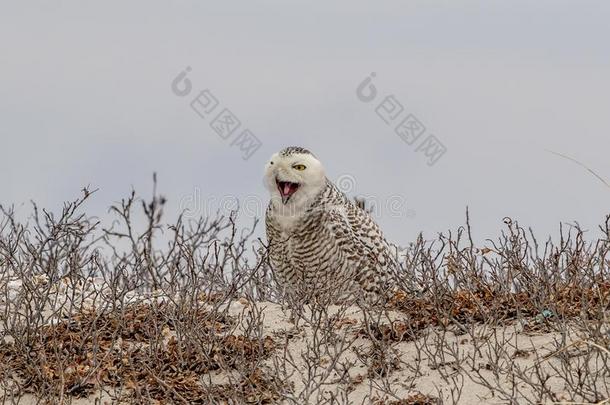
2 1 610 247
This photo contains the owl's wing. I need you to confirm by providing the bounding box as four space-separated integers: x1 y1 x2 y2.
324 206 390 298
324 207 369 260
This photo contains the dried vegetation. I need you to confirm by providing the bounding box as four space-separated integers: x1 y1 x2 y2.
0 183 608 404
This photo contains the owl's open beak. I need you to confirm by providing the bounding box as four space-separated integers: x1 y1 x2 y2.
277 180 299 204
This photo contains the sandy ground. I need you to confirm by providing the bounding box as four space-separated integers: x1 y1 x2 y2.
0 278 605 404
223 301 581 404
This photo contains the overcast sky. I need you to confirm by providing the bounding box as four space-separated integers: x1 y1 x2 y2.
2 1 610 247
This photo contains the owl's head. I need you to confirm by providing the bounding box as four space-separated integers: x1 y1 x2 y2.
264 146 326 209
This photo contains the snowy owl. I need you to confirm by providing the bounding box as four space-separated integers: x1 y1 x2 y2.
264 146 393 304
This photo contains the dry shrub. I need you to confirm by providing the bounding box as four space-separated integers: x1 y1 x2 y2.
0 183 609 404
372 392 441 405
0 302 277 402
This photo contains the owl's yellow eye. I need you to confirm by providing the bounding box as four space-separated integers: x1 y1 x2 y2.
293 164 307 171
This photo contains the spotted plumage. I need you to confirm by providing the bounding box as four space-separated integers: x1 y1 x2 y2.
264 146 393 304
278 146 314 157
